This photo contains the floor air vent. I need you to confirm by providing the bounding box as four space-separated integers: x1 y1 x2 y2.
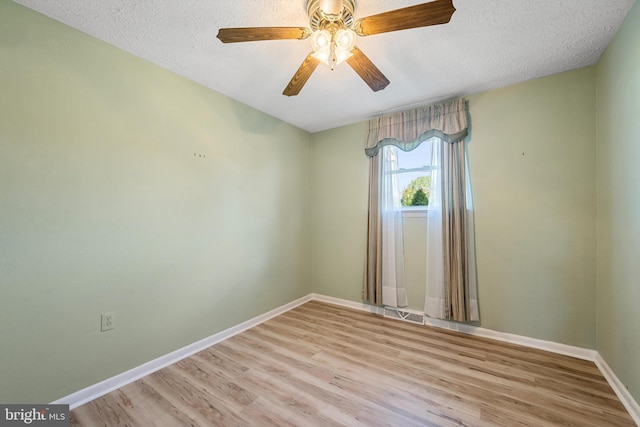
383 307 425 325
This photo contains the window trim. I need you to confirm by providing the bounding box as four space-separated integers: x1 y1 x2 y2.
402 206 429 217
388 165 436 174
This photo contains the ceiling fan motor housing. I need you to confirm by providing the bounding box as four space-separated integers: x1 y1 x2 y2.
307 0 355 30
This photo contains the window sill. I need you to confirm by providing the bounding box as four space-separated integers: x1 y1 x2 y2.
402 209 428 218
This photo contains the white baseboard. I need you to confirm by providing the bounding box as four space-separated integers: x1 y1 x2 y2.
311 293 384 315
423 316 597 361
51 294 312 409
595 354 640 425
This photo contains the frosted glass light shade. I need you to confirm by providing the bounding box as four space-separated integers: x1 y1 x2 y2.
311 30 331 52
335 29 356 51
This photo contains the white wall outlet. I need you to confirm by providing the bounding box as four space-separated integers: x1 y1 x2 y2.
101 312 115 332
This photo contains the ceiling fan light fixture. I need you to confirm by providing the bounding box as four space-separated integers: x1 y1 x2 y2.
310 28 355 69
310 30 331 65
333 46 354 66
335 28 356 50
310 48 330 66
311 29 331 51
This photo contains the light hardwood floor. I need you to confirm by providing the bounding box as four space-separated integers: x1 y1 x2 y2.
71 301 635 426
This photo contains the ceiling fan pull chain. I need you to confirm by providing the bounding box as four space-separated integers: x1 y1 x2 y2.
329 34 337 70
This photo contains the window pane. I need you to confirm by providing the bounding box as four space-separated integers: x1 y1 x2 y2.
396 141 432 207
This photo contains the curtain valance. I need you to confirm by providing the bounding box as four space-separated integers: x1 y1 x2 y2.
365 98 469 157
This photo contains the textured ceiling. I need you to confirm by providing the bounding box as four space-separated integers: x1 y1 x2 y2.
13 0 636 132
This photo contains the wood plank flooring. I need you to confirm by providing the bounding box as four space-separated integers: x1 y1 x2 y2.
71 301 635 426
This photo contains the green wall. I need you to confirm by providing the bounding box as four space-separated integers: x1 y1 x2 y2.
311 123 368 303
312 66 598 349
595 1 640 403
0 1 311 404
468 67 597 347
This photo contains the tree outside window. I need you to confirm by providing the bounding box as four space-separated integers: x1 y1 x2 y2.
401 176 430 206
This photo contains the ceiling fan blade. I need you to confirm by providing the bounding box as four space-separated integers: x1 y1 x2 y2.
354 0 455 37
346 47 390 92
217 27 311 43
283 53 321 97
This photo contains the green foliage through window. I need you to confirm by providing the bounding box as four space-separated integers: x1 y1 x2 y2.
411 189 428 206
401 176 431 206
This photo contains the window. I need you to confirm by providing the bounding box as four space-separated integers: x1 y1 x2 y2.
384 141 435 212
364 99 479 321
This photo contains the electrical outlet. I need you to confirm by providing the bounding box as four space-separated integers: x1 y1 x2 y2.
101 312 115 332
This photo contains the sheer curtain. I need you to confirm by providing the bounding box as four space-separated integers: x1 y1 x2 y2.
364 98 479 322
380 146 407 308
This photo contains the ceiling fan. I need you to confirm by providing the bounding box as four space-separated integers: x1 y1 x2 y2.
217 0 456 96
